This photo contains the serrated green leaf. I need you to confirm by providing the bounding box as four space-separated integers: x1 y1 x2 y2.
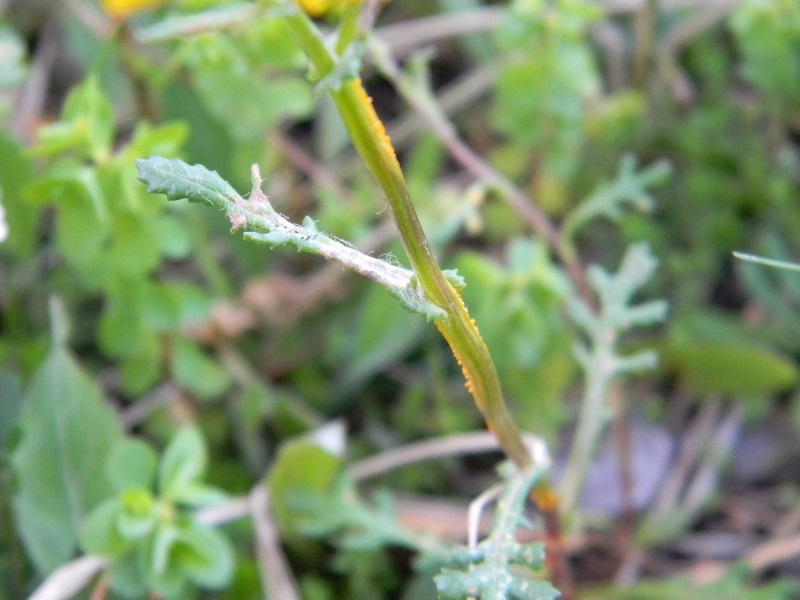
136 156 240 206
10 345 123 573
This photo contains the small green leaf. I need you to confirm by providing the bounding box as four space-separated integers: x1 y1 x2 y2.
124 121 189 161
34 74 114 160
171 338 232 401
107 439 158 492
178 520 235 589
171 482 228 508
145 524 188 599
267 437 342 535
149 523 181 577
158 427 207 503
80 499 130 557
118 488 158 539
136 157 240 206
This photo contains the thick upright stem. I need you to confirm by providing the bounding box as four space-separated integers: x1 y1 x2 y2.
281 6 531 469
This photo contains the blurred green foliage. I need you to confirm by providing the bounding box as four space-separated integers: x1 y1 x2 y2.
1 0 799 598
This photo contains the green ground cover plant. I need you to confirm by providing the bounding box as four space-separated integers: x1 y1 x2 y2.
1 0 800 599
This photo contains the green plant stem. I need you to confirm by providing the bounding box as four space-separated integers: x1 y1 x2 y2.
559 340 617 514
281 5 531 469
282 9 576 596
335 4 361 55
368 41 594 308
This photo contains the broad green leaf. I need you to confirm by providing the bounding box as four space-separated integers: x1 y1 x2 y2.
154 214 192 259
34 74 114 161
79 498 130 557
171 338 232 401
239 18 305 69
338 284 426 388
107 550 149 598
732 0 800 113
178 520 234 589
267 437 342 535
169 482 227 508
10 345 123 573
146 524 187 598
140 281 211 332
124 121 189 161
0 368 23 455
0 133 36 258
454 239 572 431
118 488 158 540
119 334 163 396
660 339 797 399
586 562 797 600
54 185 107 272
158 427 207 502
107 439 159 492
0 24 26 90
194 71 312 141
99 275 148 358
492 0 601 178
106 213 163 277
61 74 114 159
136 156 240 206
150 522 181 577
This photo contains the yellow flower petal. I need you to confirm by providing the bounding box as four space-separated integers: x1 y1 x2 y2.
102 0 167 19
297 0 364 18
298 0 332 18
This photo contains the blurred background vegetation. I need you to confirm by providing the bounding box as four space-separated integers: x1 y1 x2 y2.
1 0 800 598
